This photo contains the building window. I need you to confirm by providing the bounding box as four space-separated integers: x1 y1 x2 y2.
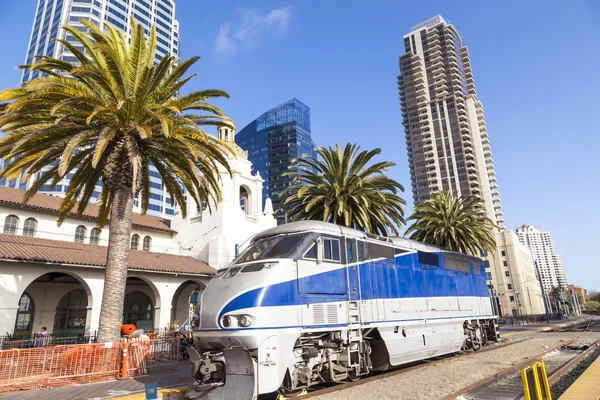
90 228 101 245
503 260 508 267
3 215 19 234
53 289 88 337
143 236 151 251
509 296 515 302
23 218 38 237
14 292 35 337
507 284 513 290
131 234 140 250
74 225 86 243
505 271 510 277
501 250 506 257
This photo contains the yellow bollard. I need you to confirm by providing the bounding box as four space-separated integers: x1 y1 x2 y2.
521 360 552 400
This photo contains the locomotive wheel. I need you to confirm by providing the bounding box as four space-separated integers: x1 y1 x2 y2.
278 388 305 398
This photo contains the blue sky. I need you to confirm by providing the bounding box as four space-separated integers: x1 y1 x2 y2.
0 1 599 291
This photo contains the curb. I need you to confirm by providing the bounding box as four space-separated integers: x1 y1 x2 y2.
107 385 188 400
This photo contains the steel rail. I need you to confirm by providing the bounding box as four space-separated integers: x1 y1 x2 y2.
294 338 532 399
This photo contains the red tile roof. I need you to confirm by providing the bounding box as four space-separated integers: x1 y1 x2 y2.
0 187 175 233
0 233 215 276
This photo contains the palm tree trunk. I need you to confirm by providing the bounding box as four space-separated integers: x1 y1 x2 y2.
97 186 134 342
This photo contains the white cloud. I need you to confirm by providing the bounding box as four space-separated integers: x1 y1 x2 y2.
215 6 294 54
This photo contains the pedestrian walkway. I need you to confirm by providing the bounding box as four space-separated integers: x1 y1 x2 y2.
558 350 600 399
499 317 585 337
0 361 192 400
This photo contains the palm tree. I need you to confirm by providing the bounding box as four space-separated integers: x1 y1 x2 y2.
281 143 406 236
0 20 233 342
405 191 498 255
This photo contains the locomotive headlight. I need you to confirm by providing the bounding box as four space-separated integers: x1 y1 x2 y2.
222 316 232 327
238 315 252 327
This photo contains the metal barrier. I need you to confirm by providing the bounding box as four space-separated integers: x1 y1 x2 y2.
124 336 179 377
0 332 98 350
499 314 564 326
0 343 121 394
521 360 552 400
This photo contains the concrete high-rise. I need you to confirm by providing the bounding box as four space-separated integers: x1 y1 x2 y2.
397 15 503 227
22 0 180 83
6 0 181 218
516 225 568 292
486 231 545 316
236 99 317 224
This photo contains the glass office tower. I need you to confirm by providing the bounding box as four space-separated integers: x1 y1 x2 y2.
6 0 181 217
236 98 317 223
22 0 180 83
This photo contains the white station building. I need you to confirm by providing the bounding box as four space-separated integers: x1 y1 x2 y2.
0 127 276 338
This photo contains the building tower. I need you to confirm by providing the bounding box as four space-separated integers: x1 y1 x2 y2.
22 0 180 83
516 225 568 292
236 98 317 223
5 0 181 218
397 15 503 227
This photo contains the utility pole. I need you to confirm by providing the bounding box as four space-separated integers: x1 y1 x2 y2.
534 261 550 323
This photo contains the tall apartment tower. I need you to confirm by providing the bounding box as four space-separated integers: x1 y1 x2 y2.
516 225 568 292
7 0 181 217
22 0 179 83
236 98 317 224
398 15 503 227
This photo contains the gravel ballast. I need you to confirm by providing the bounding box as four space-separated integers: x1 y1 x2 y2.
310 332 600 400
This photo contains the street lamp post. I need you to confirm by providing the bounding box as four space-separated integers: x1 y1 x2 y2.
515 291 523 324
534 261 550 323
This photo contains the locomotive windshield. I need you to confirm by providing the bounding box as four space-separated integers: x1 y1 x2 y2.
235 233 312 264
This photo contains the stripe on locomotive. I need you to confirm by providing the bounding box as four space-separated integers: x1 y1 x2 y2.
220 252 489 318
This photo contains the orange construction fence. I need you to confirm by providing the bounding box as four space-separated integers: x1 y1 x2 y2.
0 342 121 394
0 336 179 395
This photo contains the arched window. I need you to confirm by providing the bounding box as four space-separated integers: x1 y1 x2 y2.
123 291 154 326
240 186 250 215
131 234 140 250
3 215 19 234
74 225 86 243
53 289 88 337
90 228 101 245
23 218 38 237
143 236 152 251
14 293 35 337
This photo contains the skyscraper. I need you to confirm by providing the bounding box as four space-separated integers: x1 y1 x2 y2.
7 0 181 217
516 225 568 292
22 0 179 83
236 98 317 223
397 15 503 227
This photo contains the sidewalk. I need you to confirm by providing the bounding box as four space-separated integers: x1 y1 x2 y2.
499 317 586 337
1 361 193 400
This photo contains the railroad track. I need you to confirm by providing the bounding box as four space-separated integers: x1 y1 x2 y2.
444 339 600 400
261 338 532 400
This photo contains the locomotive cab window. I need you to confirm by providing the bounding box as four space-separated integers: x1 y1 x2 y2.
304 237 341 262
236 234 306 264
323 238 340 262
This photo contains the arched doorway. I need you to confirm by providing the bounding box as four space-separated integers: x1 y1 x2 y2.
123 277 158 331
53 289 88 337
16 272 92 337
123 291 154 328
14 293 35 338
171 280 205 330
